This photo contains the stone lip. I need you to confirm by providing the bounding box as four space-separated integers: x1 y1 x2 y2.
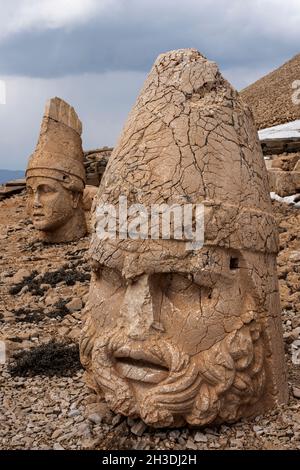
113 344 169 370
115 358 169 384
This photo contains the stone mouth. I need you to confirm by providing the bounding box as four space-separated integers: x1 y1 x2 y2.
113 350 169 384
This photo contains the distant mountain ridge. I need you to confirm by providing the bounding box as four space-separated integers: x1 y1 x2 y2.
0 169 25 184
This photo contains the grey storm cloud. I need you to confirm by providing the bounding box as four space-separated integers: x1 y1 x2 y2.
0 0 299 78
1 0 300 170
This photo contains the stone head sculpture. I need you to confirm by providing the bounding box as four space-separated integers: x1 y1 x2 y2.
26 97 87 243
80 49 288 427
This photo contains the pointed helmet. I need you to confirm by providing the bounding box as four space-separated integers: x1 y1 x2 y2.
26 97 85 192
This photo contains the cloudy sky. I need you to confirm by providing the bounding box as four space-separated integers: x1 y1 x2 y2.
0 0 299 170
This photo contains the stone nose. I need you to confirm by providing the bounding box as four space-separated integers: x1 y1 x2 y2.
33 191 42 208
120 274 160 340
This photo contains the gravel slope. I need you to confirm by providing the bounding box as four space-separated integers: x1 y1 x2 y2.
241 53 300 130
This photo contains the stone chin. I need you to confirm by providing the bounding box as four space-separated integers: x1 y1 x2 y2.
31 217 48 231
81 318 265 428
32 211 75 232
32 214 69 232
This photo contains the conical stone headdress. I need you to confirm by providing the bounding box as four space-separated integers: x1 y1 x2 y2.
91 48 278 258
26 97 85 192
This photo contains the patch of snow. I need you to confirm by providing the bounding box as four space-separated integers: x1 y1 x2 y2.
270 192 300 208
259 120 300 141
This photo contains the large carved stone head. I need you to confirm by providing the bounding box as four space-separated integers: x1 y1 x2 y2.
80 49 288 427
26 97 87 243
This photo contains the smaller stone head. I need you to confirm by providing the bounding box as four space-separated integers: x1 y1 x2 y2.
26 97 87 242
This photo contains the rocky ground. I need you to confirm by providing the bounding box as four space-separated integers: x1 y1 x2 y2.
0 192 300 450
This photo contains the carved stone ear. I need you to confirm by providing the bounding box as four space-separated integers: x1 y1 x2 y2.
72 192 81 209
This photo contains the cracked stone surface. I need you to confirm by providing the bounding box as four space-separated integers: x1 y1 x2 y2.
26 97 87 243
80 49 288 427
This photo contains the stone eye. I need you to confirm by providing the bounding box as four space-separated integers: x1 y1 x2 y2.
40 184 56 193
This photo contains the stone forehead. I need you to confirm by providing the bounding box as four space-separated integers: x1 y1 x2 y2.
26 167 85 192
27 175 62 185
90 236 243 279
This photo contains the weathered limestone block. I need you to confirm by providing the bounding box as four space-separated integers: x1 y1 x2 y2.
26 97 87 243
268 152 300 196
271 154 299 171
268 169 300 197
80 49 288 428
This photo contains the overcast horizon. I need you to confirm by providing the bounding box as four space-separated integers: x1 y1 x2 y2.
0 0 300 170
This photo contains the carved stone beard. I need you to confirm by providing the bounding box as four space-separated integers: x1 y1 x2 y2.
81 315 265 427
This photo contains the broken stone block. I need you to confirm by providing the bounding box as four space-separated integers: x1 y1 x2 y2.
66 298 83 313
268 169 300 196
